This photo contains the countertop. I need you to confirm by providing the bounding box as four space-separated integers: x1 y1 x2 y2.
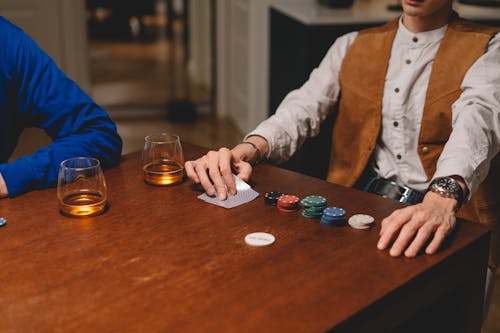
269 0 500 25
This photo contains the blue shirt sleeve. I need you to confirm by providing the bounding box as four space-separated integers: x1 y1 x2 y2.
0 19 122 197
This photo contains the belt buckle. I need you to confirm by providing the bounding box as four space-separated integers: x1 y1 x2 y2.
365 177 422 204
370 178 412 203
382 180 409 203
399 186 412 203
384 181 413 203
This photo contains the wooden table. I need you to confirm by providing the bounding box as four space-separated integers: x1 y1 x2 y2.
1 144 489 332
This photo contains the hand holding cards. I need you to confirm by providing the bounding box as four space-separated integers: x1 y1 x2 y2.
198 174 259 208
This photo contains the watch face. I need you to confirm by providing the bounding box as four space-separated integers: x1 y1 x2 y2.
437 177 459 191
429 177 464 209
431 177 463 202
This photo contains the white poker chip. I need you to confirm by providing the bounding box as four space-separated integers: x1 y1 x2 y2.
348 214 375 229
244 232 275 247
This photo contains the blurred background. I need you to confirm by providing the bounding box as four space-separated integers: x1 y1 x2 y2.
1 1 499 330
3 0 500 157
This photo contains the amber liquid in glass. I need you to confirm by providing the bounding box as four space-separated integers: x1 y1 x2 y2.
143 160 184 185
59 192 107 217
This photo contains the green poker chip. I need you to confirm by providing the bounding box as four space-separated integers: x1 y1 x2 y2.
300 195 327 208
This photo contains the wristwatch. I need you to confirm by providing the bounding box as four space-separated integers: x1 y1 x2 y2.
427 177 465 211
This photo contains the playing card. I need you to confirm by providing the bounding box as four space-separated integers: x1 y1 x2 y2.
197 174 259 208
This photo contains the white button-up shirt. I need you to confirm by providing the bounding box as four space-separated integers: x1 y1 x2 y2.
248 18 500 195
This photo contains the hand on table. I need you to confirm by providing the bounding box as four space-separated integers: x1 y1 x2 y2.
377 191 458 258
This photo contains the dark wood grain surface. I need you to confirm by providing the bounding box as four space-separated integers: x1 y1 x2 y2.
0 144 489 332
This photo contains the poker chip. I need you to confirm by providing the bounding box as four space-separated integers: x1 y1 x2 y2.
301 195 327 219
277 194 300 213
348 214 375 229
305 206 326 214
0 217 6 227
244 232 275 247
278 194 300 205
320 207 347 226
302 210 323 219
264 191 283 206
277 205 300 213
300 195 327 208
322 207 346 218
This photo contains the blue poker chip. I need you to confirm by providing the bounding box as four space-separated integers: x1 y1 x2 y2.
321 214 345 221
321 207 346 226
321 215 346 226
320 219 335 226
0 217 6 227
322 207 346 218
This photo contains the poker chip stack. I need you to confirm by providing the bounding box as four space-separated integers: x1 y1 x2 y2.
301 195 327 219
348 214 375 229
320 207 347 226
264 191 284 206
277 194 301 213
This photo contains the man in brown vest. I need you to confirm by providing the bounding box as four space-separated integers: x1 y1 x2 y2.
186 0 499 316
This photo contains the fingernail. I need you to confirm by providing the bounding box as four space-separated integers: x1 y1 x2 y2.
389 249 400 257
219 193 226 201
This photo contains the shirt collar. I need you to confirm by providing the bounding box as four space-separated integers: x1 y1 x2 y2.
396 16 447 46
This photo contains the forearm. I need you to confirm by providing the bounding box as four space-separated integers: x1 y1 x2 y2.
4 32 122 197
436 33 500 196
0 127 121 197
231 135 270 165
245 33 356 164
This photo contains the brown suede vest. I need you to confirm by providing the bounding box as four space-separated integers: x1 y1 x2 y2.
327 17 500 265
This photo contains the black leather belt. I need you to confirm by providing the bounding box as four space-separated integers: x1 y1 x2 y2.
363 177 425 204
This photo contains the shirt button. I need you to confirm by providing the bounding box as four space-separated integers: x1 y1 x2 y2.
412 37 418 43
393 121 399 127
422 146 430 154
405 59 411 64
394 87 400 93
396 154 402 160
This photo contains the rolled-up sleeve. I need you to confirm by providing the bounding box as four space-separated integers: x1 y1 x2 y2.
434 33 500 196
0 27 122 197
246 32 358 164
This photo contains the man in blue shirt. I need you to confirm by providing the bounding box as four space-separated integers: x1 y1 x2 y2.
0 17 122 198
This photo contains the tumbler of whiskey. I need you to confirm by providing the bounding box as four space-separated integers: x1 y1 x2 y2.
57 157 108 217
142 133 185 186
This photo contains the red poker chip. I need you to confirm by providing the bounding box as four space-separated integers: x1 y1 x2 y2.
278 195 300 205
278 202 297 209
277 205 300 213
277 201 298 209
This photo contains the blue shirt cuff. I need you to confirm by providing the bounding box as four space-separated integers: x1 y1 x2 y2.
0 159 40 197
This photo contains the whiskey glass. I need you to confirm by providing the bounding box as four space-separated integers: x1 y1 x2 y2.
57 157 108 217
142 133 185 186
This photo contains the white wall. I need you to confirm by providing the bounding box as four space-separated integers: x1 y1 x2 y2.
0 0 90 92
188 0 212 89
215 0 269 133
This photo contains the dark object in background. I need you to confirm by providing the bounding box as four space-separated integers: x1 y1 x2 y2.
318 0 354 8
458 0 500 6
269 8 382 179
166 0 197 123
86 0 156 40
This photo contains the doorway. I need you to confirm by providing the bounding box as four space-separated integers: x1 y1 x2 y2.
86 0 242 154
